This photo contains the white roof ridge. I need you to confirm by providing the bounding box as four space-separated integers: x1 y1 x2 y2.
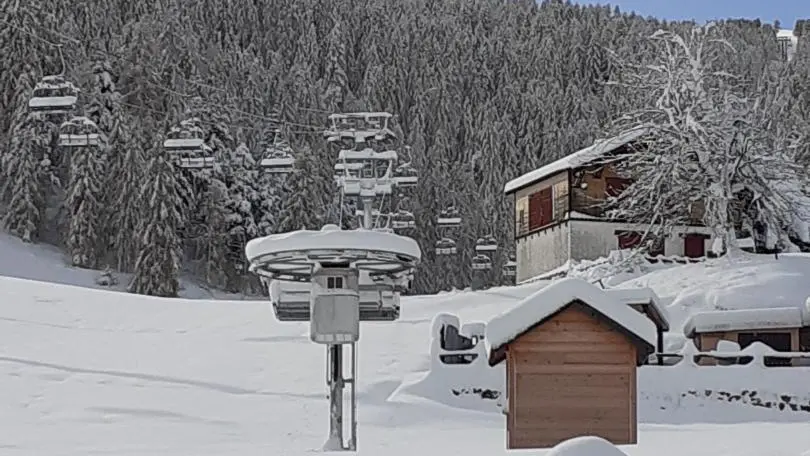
503 127 650 195
486 277 657 354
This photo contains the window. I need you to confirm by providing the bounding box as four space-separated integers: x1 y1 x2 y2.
605 177 632 198
326 276 344 289
617 231 642 250
738 332 792 367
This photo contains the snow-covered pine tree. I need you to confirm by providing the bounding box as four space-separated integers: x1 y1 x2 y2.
218 141 259 291
3 116 46 242
128 145 188 297
276 145 324 232
65 130 105 268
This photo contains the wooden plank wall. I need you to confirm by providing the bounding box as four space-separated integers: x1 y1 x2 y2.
507 305 637 449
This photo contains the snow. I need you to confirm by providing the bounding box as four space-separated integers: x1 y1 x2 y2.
548 436 629 456
0 231 247 300
337 148 397 161
3 255 810 453
683 307 806 337
5 232 810 453
617 252 810 346
245 224 421 265
28 95 77 108
486 277 658 353
606 287 670 330
503 127 649 194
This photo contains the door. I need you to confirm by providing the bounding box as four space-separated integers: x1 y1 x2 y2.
683 234 706 258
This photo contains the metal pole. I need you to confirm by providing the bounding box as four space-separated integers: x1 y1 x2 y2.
325 344 344 451
349 342 357 451
361 196 374 230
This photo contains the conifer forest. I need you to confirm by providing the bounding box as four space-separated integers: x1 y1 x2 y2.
1 0 809 296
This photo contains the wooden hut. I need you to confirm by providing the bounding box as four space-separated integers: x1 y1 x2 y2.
487 278 656 449
683 307 810 366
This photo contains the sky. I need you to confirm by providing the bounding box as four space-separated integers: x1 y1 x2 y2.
574 0 806 29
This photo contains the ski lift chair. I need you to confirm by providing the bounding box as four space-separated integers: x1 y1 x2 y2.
391 210 416 229
58 116 101 147
437 206 462 227
471 254 492 271
474 235 498 253
28 75 79 114
164 124 215 169
393 162 418 187
435 237 457 255
260 150 295 174
502 259 517 277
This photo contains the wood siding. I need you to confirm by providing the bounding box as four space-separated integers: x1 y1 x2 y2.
506 305 638 449
695 329 801 366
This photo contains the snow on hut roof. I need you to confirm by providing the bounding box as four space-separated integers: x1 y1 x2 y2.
605 287 670 331
683 307 808 338
503 127 650 195
486 277 657 360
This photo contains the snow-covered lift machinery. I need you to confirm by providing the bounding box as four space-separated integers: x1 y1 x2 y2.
58 116 101 148
245 225 420 451
471 254 492 271
28 75 78 115
474 235 498 253
163 118 215 169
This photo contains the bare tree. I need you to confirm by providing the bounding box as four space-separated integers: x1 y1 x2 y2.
606 25 808 255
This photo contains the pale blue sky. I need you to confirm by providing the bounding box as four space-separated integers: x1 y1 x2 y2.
573 0 806 28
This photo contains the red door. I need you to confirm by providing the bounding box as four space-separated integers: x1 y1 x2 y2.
684 234 706 258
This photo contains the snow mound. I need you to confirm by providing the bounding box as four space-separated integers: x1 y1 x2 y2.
617 253 810 336
547 436 628 456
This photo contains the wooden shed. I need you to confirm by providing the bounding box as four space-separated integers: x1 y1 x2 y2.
683 307 810 366
486 278 656 449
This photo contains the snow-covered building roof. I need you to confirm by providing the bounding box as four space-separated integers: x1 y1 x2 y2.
683 307 810 338
503 127 650 195
605 287 670 331
486 278 657 365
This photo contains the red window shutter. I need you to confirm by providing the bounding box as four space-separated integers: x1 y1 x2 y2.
540 188 553 226
528 193 543 230
617 231 642 249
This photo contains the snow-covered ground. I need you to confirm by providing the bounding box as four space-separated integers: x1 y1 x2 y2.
0 232 253 300
3 237 810 454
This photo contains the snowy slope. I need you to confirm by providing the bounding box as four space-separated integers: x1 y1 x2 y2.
0 232 252 300
3 275 810 455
